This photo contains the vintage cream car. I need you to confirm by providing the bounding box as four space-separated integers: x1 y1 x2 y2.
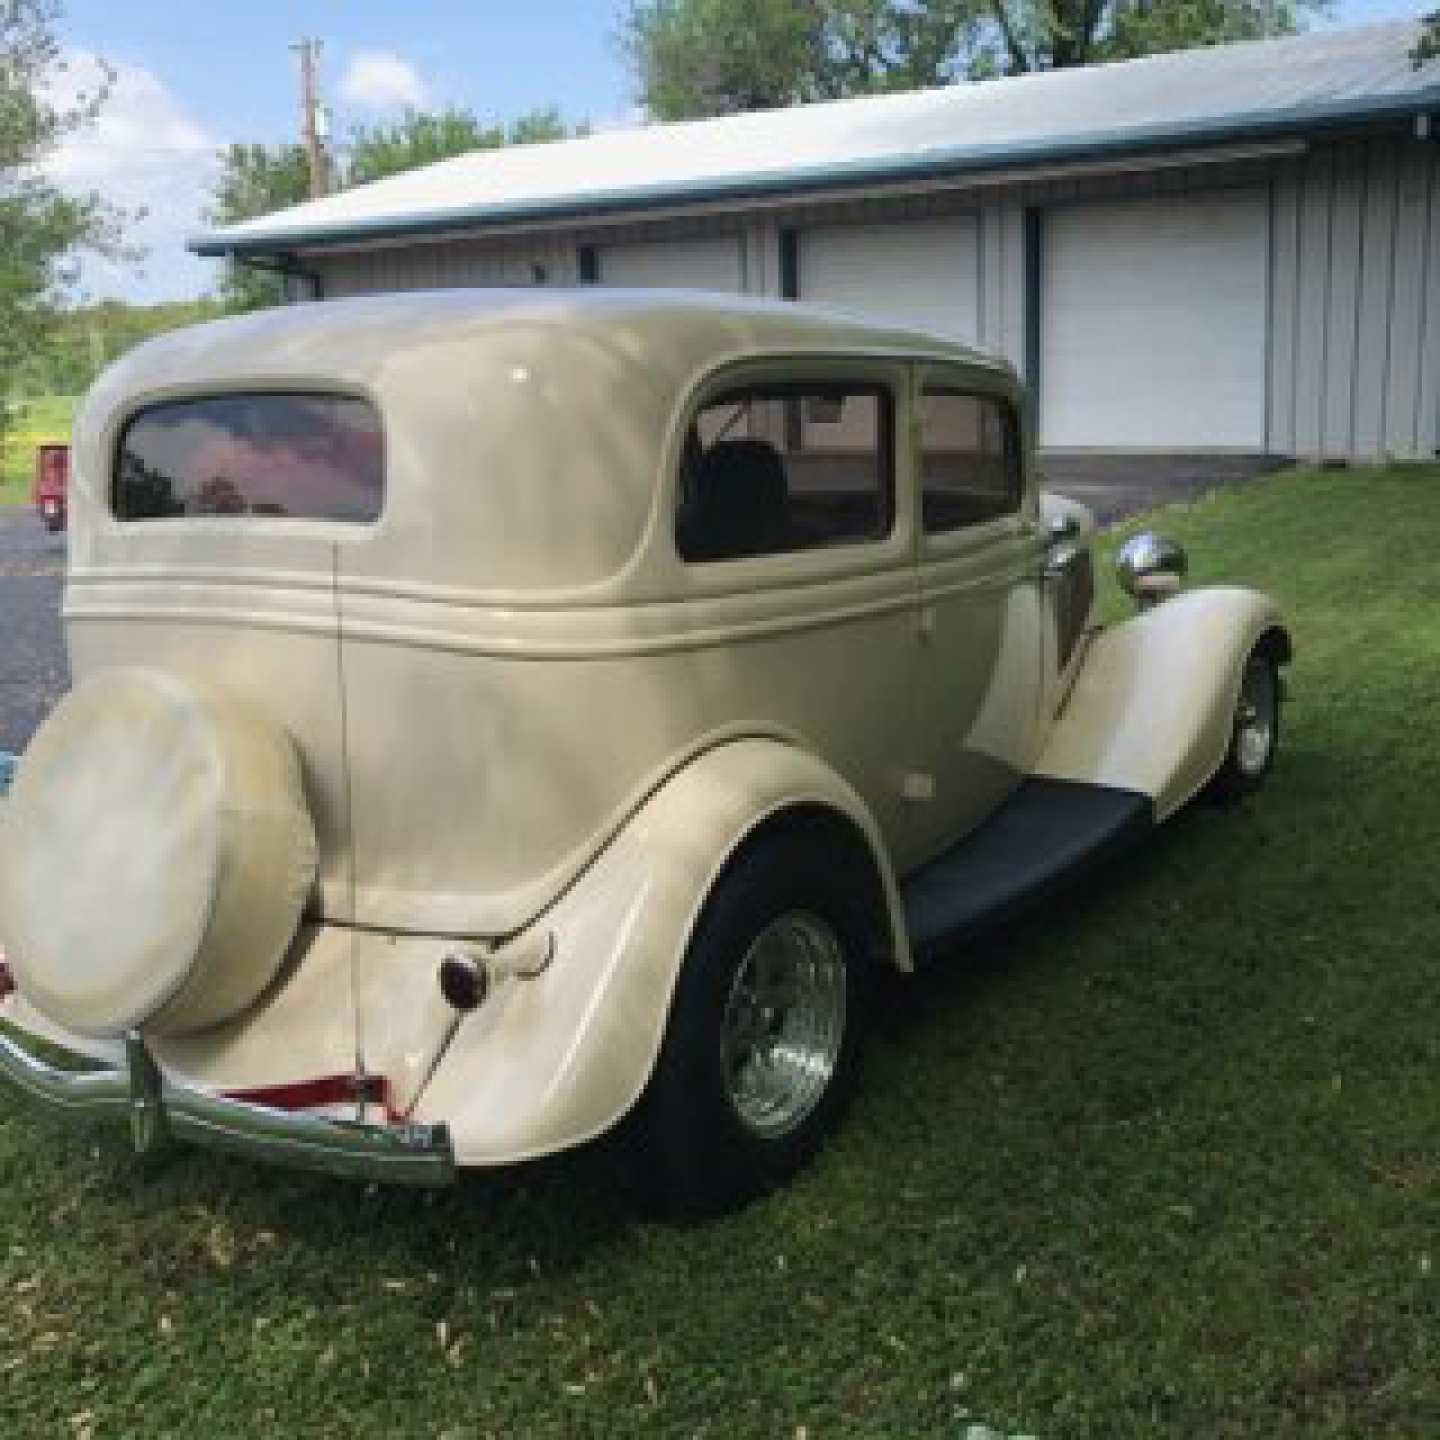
0 291 1289 1212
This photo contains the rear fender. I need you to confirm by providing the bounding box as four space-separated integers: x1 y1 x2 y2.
1036 585 1291 820
412 738 906 1166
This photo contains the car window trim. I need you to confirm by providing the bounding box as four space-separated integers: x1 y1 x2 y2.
111 387 387 527
672 366 903 572
916 380 1024 538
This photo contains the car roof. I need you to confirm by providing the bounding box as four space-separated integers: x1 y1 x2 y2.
102 287 1007 396
72 290 1014 600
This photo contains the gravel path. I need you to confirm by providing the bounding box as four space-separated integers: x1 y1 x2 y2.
0 509 67 754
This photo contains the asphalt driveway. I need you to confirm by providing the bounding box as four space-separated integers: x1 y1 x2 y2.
0 510 66 755
1037 451 1285 525
0 455 1279 754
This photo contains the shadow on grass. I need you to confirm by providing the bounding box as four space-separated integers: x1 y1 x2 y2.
2 711 1357 1351
870 806 1186 1040
24 773 1303 1277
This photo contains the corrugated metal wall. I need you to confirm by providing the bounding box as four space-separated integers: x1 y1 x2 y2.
979 201 1029 378
319 232 581 294
309 132 1440 460
1269 136 1439 460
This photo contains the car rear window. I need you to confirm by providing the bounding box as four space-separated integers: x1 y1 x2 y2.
114 393 384 523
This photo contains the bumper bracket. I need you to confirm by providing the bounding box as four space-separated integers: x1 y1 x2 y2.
0 1024 457 1187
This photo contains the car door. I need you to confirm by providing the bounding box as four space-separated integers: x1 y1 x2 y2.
666 362 930 868
909 367 1044 861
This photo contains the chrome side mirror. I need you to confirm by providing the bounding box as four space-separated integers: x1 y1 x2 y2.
1116 531 1187 608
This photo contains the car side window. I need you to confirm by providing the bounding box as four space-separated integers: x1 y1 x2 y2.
919 388 1021 534
676 381 893 563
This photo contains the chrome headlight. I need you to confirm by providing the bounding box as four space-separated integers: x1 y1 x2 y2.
1116 532 1187 608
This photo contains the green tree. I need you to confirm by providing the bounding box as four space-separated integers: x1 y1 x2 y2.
208 108 582 312
1 0 125 434
1044 0 1316 69
1415 13 1439 67
14 298 223 395
205 143 310 311
621 0 1323 119
346 105 579 186
621 0 973 116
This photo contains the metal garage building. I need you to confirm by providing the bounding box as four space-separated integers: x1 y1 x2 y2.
193 21 1440 462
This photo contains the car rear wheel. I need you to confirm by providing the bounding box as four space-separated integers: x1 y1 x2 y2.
635 831 871 1216
1208 646 1280 802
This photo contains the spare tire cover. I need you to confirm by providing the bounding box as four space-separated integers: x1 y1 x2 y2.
0 667 318 1037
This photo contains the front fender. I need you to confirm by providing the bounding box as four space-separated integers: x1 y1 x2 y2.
1036 586 1290 821
413 738 907 1166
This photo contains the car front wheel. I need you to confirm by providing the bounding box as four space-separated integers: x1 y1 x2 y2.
635 832 871 1216
1209 645 1280 802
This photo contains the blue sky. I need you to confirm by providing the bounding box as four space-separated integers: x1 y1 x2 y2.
45 0 1429 303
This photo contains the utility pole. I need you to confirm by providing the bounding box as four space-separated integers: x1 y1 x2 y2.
292 37 328 199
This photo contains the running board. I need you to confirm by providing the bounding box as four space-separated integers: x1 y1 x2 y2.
901 778 1154 959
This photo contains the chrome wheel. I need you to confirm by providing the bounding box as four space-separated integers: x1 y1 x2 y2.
719 911 847 1139
1235 655 1277 777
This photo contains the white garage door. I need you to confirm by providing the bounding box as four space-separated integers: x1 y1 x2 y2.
596 236 745 291
798 218 980 343
1041 192 1268 449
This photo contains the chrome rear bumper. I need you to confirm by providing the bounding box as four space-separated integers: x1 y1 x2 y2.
0 1026 456 1187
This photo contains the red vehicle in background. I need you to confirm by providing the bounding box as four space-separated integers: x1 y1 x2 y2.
32 444 69 532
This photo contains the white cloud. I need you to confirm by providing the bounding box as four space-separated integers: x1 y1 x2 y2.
40 52 220 303
339 51 430 111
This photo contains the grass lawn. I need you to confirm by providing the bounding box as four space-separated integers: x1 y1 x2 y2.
1 397 76 507
3 465 1439 1437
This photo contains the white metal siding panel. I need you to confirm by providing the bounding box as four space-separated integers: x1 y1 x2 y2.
1386 145 1431 455
1323 143 1365 456
1041 190 1268 449
319 258 360 295
745 218 780 297
797 216 981 343
976 199 1027 371
1269 136 1436 461
318 235 577 296
999 202 1027 375
1421 152 1440 456
981 206 1003 353
596 236 745 290
1294 150 1333 456
1353 140 1399 457
1268 171 1301 453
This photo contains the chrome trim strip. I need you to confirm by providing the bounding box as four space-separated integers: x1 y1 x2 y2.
62 588 922 659
0 1028 456 1187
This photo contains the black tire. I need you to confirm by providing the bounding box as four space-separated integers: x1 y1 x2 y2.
1208 646 1280 803
634 830 873 1217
